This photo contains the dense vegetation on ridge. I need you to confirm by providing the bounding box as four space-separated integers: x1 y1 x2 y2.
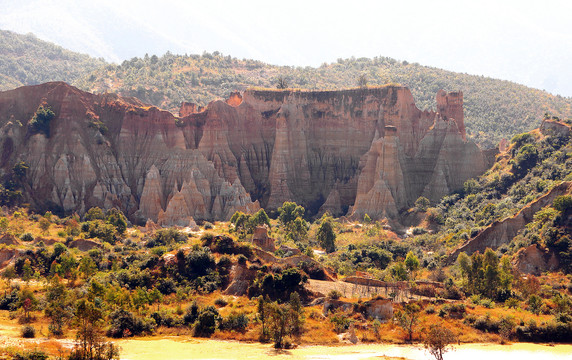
1 30 571 148
417 116 572 259
0 30 105 89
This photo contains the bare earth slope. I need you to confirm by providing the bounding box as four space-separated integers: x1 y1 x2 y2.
0 82 488 225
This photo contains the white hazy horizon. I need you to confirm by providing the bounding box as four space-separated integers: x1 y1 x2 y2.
1 0 571 97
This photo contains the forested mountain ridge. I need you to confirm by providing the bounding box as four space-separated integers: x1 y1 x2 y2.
0 30 105 89
1 30 571 148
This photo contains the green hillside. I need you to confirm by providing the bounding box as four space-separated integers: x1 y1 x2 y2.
425 118 572 267
0 30 105 89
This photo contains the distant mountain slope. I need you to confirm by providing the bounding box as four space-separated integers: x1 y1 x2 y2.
75 53 572 148
0 30 105 89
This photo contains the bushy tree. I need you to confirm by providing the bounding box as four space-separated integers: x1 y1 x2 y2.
554 195 572 213
230 209 270 236
414 196 430 211
512 144 538 176
263 292 305 348
316 217 336 253
85 207 105 221
278 202 305 229
404 251 420 279
462 248 513 300
288 216 308 243
193 305 220 337
12 161 29 180
357 74 368 88
29 105 55 137
107 309 152 338
423 324 456 360
249 267 307 301
396 303 420 342
390 261 408 281
105 208 127 235
276 76 289 89
44 276 73 335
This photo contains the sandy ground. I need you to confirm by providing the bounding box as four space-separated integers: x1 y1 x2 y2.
116 338 572 360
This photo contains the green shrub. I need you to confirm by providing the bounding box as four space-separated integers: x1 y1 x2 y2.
13 349 48 360
510 133 534 148
183 302 200 325
480 298 495 308
152 228 186 246
29 105 55 137
414 196 430 211
327 290 342 300
193 305 220 337
554 195 572 213
20 325 35 338
220 312 249 331
329 309 353 333
150 311 180 328
19 233 34 242
214 297 228 307
236 254 248 265
505 297 520 309
107 309 154 338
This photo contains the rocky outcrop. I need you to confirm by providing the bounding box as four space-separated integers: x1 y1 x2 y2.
0 234 20 246
223 263 257 296
0 82 488 225
323 297 393 321
450 181 572 259
252 226 275 252
358 298 394 320
513 244 559 275
69 239 102 252
540 119 571 137
0 248 20 268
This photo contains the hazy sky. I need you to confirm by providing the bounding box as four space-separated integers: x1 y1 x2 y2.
1 0 571 96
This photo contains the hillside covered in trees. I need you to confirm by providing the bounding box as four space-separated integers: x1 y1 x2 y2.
1 30 571 148
0 30 105 90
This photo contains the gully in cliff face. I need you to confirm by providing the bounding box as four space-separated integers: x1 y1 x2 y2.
0 82 487 226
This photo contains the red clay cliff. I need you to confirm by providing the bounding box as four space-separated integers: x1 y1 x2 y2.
0 82 488 225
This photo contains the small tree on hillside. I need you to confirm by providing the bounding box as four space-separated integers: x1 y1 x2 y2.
278 202 305 229
404 251 420 279
257 296 269 341
423 324 456 360
396 303 420 342
45 276 73 335
414 196 430 212
39 217 51 234
277 76 289 89
265 293 305 348
29 105 55 137
358 74 368 88
316 217 336 253
554 195 572 213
